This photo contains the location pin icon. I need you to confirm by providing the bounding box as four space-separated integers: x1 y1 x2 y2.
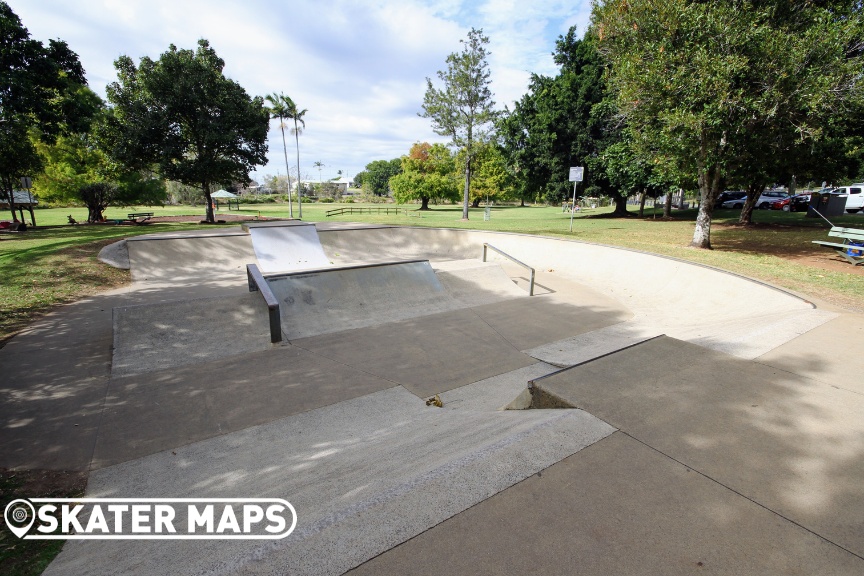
5 499 36 538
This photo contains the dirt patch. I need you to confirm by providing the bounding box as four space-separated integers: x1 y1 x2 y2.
712 222 864 276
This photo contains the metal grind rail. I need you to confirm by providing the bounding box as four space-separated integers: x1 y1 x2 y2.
246 263 282 343
482 243 536 296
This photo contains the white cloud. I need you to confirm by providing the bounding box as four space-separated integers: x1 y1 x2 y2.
10 0 591 181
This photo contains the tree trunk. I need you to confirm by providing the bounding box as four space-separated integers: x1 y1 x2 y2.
462 155 471 220
203 182 214 223
663 191 673 218
281 121 293 218
639 188 647 217
294 121 302 219
610 191 629 216
3 183 19 222
691 162 722 249
520 197 526 207
471 198 481 208
420 196 430 210
738 181 765 225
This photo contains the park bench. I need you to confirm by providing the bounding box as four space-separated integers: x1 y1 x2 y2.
127 212 154 224
812 226 864 265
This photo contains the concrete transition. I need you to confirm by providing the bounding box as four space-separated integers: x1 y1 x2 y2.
1 223 860 575
245 222 331 273
270 260 463 340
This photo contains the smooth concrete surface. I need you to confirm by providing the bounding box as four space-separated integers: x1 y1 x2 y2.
44 388 615 576
268 260 463 340
531 335 864 558
126 233 255 282
350 432 864 576
0 292 123 470
111 292 274 376
247 222 331 273
292 309 538 398
432 259 529 306
758 313 864 395
92 344 397 469
316 226 819 355
97 238 129 269
470 294 630 352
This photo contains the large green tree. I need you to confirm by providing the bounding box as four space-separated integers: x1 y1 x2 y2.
593 0 864 248
362 158 402 197
33 125 166 222
0 2 90 221
390 142 459 209
421 28 497 219
499 29 629 212
102 39 269 223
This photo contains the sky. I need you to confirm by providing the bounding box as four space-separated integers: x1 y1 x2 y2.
11 0 592 184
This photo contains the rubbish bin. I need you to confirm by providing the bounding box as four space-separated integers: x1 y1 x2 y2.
807 192 847 218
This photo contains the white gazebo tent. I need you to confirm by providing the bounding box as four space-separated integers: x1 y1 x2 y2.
211 189 239 210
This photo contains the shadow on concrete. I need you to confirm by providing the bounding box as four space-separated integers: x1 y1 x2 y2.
529 335 864 559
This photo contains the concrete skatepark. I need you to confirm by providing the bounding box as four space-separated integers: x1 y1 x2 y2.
1 221 863 575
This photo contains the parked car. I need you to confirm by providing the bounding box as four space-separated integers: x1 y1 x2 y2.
829 185 864 213
714 191 746 208
770 193 811 212
721 190 789 210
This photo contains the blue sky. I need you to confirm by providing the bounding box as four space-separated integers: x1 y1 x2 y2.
11 0 591 183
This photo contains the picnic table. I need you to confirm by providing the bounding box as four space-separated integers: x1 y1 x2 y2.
812 226 864 265
127 212 153 224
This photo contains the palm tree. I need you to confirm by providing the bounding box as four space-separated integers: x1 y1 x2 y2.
264 93 295 217
284 97 308 218
314 161 325 183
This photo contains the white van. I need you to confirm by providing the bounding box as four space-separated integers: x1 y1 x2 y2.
831 185 864 213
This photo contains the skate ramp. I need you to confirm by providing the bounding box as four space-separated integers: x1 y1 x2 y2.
317 227 831 359
246 222 331 273
433 259 529 306
126 231 254 282
267 260 464 340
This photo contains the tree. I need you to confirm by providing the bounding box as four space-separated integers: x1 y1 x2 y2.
33 127 166 222
102 39 269 223
362 158 402 196
313 160 325 182
593 0 864 247
390 142 459 209
421 28 497 219
455 143 515 207
264 92 296 217
0 2 90 221
284 96 307 218
498 29 631 213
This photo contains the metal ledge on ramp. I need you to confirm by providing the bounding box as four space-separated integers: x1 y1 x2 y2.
266 260 463 340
